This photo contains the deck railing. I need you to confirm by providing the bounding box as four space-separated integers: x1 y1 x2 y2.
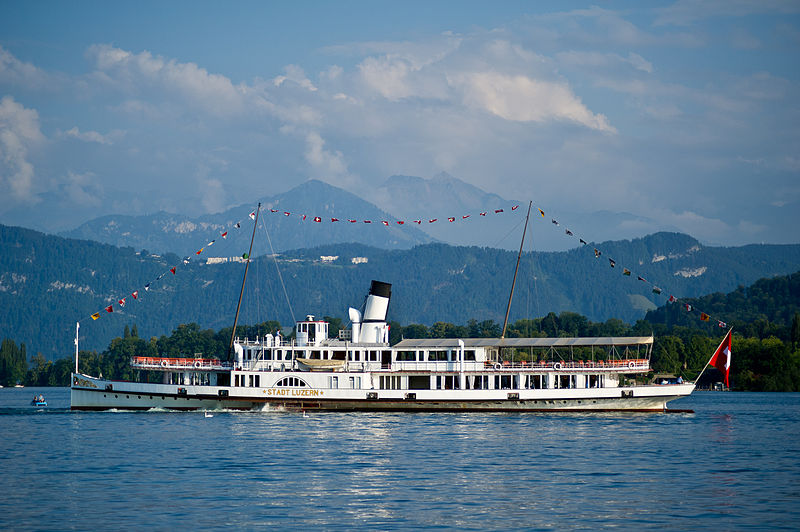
130 356 232 370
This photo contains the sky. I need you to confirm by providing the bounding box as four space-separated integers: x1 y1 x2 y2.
1 0 798 248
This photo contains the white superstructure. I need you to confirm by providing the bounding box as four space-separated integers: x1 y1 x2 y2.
71 280 695 412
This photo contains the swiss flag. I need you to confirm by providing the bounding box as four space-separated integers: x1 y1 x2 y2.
709 329 732 387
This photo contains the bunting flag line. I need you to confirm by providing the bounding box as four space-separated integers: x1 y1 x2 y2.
538 209 545 217
700 312 710 321
81 204 260 324
623 268 631 276
609 259 615 268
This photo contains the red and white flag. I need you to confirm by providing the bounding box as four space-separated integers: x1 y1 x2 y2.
249 211 256 220
709 329 732 387
131 291 138 300
118 298 126 307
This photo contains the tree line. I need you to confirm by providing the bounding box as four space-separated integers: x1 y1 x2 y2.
3 311 799 391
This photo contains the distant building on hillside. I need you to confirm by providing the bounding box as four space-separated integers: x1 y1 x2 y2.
320 255 339 263
351 257 368 265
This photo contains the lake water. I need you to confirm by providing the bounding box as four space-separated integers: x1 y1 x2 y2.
1 388 798 530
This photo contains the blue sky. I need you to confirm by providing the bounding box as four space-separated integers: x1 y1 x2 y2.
1 1 798 248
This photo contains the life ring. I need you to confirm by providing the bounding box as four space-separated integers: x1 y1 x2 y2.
194 361 202 369
628 361 635 369
494 363 502 370
553 362 562 370
160 360 168 368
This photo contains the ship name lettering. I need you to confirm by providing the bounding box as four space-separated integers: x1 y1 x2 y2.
267 388 323 397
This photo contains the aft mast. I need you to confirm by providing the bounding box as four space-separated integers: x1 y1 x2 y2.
501 201 532 339
228 203 261 358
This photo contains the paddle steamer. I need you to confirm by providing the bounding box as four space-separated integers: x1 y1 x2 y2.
71 279 695 411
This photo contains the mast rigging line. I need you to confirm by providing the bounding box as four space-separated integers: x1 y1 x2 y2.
260 212 296 327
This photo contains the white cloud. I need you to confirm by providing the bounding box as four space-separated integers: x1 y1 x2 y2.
655 0 800 26
304 131 349 179
273 65 317 91
87 44 248 117
62 171 103 207
62 126 121 145
452 71 616 132
0 46 50 88
0 96 44 201
556 51 653 73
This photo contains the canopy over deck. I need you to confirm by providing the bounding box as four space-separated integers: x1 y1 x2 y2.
394 336 654 349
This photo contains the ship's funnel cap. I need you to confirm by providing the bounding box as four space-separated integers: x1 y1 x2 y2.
369 280 391 299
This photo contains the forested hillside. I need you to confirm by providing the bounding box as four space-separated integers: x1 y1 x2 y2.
3 223 800 360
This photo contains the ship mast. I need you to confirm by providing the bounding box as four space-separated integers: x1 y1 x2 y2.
228 203 261 358
501 201 532 339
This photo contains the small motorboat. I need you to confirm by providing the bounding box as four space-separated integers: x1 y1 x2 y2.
31 395 47 407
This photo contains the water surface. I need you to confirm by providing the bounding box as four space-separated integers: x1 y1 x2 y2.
1 389 797 530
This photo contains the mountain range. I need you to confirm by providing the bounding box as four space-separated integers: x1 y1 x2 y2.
60 180 435 257
60 175 672 255
4 223 800 360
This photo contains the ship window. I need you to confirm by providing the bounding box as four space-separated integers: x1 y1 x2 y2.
348 376 361 389
525 375 544 389
254 375 260 387
430 350 448 361
396 350 415 362
408 375 430 390
369 351 379 362
473 375 489 390
558 375 576 389
379 376 402 390
275 377 309 387
464 350 476 361
329 376 338 389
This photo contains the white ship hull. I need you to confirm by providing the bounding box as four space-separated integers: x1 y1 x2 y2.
71 373 694 412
